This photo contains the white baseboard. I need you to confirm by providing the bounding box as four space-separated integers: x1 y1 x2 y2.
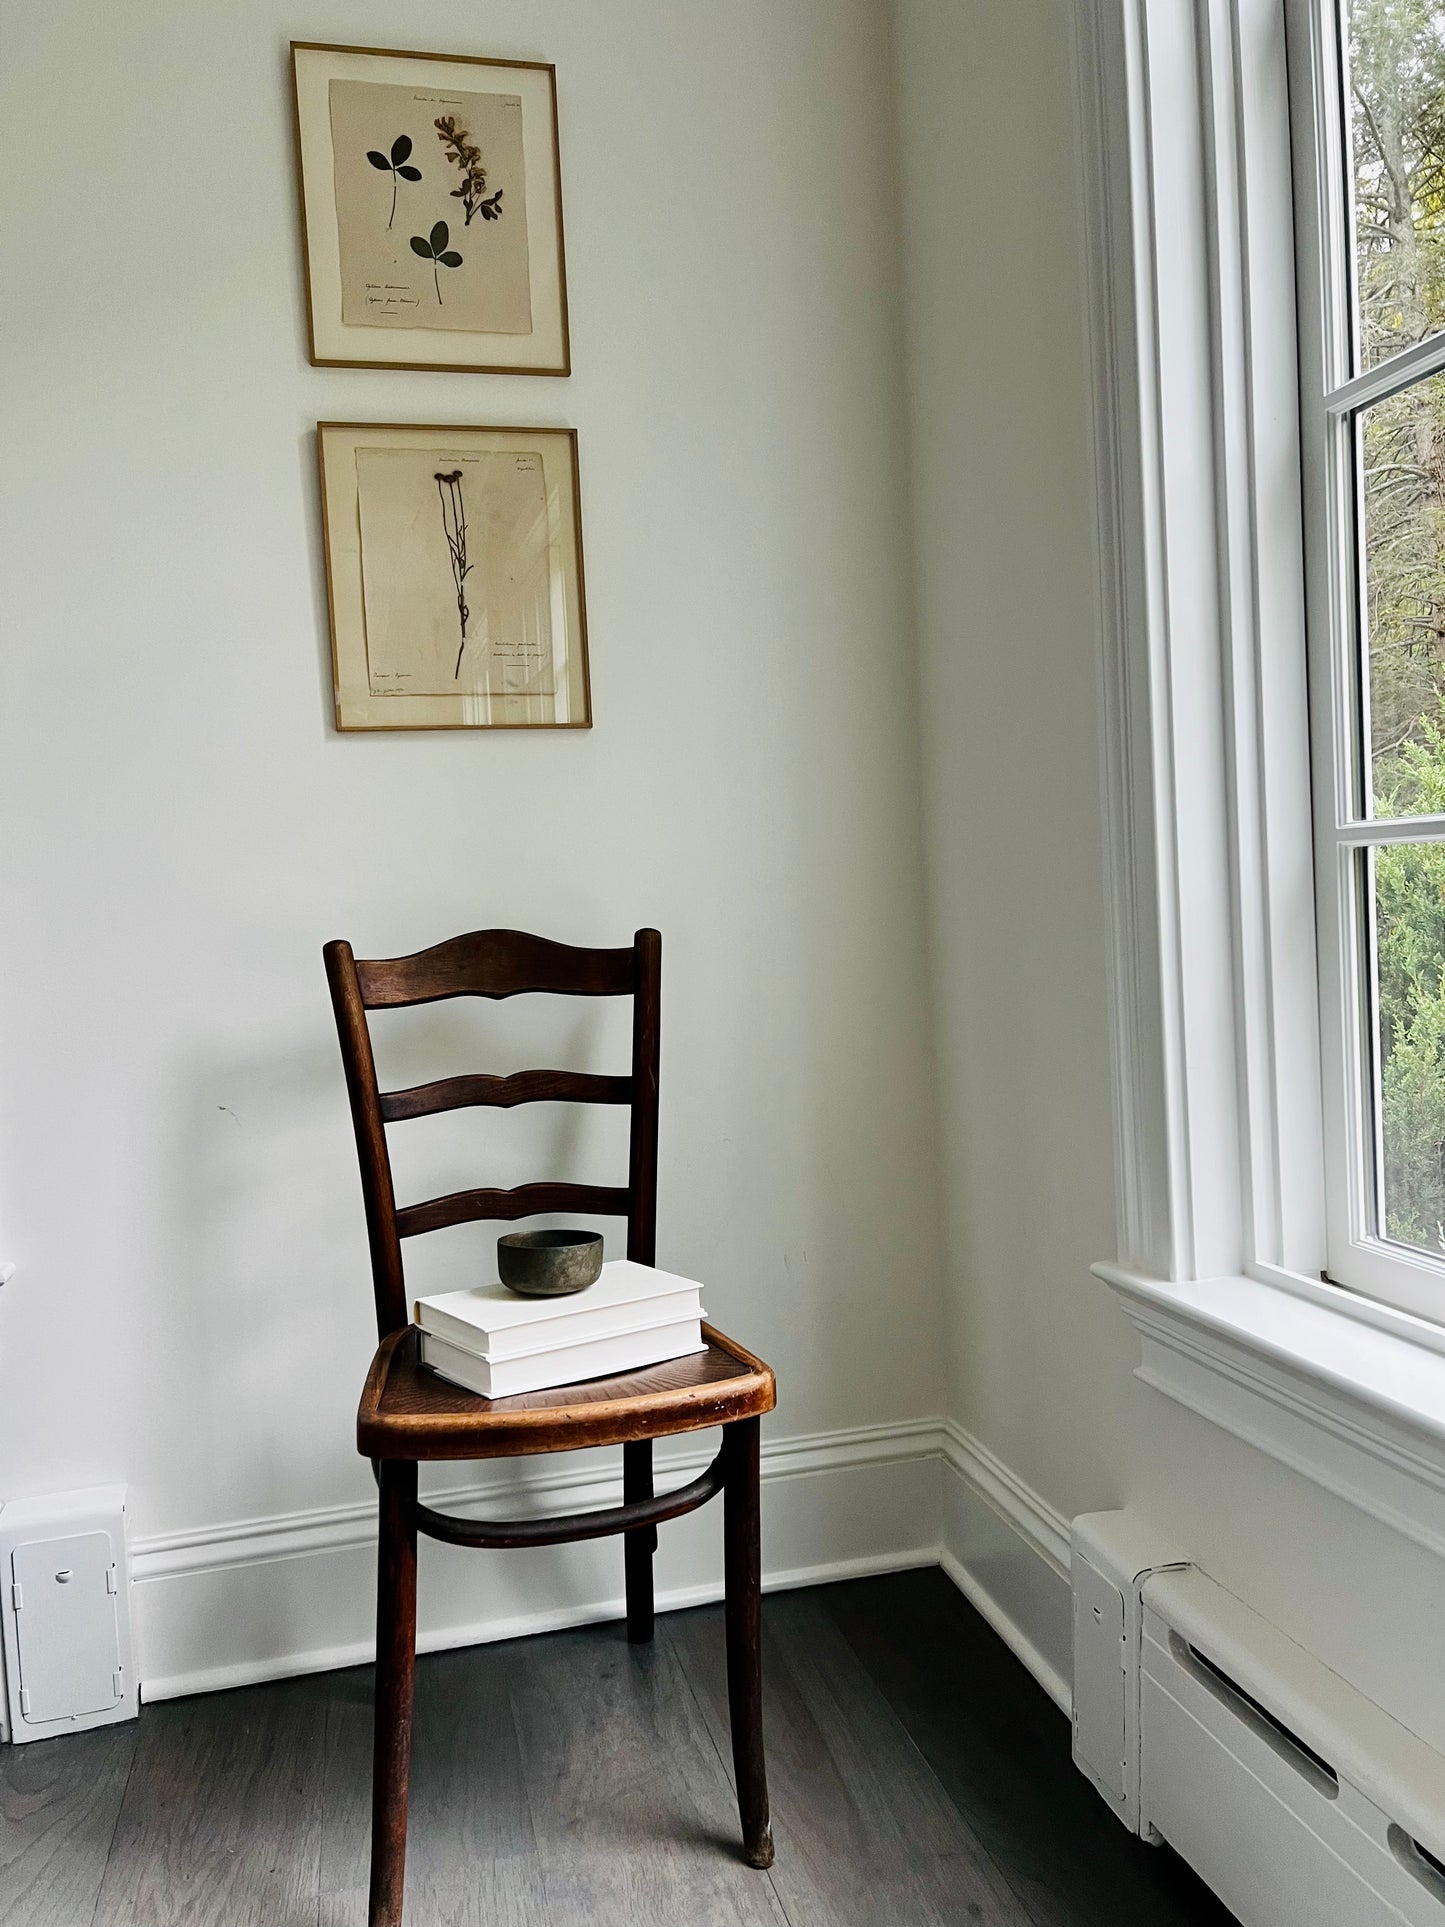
132 1416 943 1580
938 1420 1074 1715
939 1547 1072 1716
132 1418 946 1702
124 1414 1076 1716
141 1544 942 1703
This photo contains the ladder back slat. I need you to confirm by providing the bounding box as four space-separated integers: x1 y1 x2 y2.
357 930 634 1008
324 927 661 1341
395 1182 632 1239
379 1070 633 1122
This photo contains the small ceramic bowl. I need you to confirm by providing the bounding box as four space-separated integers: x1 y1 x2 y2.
497 1228 604 1297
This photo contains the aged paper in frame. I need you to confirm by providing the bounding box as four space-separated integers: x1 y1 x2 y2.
329 80 532 335
319 423 590 731
292 44 569 374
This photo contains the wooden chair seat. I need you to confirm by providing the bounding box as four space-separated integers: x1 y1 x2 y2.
358 1322 775 1461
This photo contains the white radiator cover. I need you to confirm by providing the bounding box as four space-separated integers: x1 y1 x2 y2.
1072 1511 1445 1926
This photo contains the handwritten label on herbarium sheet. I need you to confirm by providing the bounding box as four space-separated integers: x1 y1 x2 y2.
329 78 532 335
355 448 557 702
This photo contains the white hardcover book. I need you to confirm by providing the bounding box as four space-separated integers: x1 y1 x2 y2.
414 1258 704 1361
419 1317 706 1399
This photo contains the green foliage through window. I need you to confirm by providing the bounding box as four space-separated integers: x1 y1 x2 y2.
1374 735 1445 1244
1350 2 1445 1248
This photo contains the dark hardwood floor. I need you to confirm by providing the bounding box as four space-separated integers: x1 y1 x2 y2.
0 1568 1237 1926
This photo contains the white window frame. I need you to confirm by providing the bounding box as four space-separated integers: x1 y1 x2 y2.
1076 0 1445 1553
1293 0 1445 1320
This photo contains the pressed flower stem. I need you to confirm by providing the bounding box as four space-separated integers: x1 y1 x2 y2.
435 471 471 675
388 173 397 229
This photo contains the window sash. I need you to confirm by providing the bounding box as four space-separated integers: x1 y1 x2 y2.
1295 0 1445 1317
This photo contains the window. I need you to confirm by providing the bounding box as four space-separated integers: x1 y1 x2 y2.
1082 0 1445 1519
1297 0 1445 1317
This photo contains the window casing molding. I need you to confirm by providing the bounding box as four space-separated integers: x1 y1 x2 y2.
1077 0 1324 1287
1073 0 1445 1521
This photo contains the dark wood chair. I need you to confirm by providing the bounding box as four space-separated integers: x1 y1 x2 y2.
324 926 776 1927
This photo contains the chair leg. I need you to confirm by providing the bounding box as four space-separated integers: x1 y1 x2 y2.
623 1438 656 1643
723 1416 773 1868
369 1459 418 1927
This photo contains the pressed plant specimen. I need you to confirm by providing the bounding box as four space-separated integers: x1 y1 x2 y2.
434 470 473 677
365 133 422 230
434 115 504 224
410 221 464 304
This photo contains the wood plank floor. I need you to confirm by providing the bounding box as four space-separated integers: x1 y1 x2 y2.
0 1569 1237 1926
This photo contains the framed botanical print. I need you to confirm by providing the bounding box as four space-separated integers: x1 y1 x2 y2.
291 43 570 374
317 422 591 731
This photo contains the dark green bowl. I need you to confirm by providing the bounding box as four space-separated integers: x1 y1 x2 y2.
497 1228 604 1297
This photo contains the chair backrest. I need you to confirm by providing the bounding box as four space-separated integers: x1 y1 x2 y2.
324 927 661 1339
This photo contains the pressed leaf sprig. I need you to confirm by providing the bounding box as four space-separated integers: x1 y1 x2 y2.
366 134 422 230
410 221 463 304
434 470 472 676
434 115 504 224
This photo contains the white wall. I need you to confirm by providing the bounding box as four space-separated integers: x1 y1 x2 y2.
893 0 1129 1675
894 0 1445 1754
0 0 948 1689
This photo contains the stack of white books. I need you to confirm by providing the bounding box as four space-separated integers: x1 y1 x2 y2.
414 1258 706 1399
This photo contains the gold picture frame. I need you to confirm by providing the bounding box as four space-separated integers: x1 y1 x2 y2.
318 422 591 731
291 43 570 375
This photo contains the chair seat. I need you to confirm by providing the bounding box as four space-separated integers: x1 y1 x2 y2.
358 1322 775 1461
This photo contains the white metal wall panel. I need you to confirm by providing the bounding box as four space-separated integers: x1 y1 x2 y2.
11 1532 122 1725
0 1487 137 1743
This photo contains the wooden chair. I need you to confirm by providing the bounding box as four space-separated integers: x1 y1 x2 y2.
324 927 776 1927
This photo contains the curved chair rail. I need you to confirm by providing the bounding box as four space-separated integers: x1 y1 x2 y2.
412 1446 728 1551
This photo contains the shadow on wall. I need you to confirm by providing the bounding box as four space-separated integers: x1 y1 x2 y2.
144 994 631 1535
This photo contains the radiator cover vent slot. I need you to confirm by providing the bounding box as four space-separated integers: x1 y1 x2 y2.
1390 1827 1445 1906
1169 1633 1340 1796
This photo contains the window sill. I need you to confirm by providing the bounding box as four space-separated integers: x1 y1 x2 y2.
1093 1262 1445 1559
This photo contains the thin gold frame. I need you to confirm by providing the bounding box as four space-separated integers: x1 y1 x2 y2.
291 42 572 376
317 421 592 732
